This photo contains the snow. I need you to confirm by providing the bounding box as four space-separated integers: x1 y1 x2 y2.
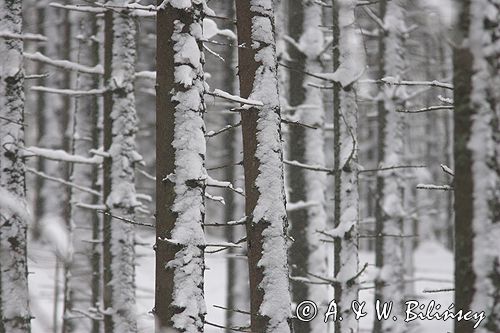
211 88 263 106
203 18 236 40
24 52 104 74
468 0 500 327
28 236 457 333
24 146 103 164
0 187 31 222
242 1 292 331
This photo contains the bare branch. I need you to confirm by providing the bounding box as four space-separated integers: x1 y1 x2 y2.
206 122 241 138
26 167 101 197
361 6 386 31
358 165 427 173
96 210 154 228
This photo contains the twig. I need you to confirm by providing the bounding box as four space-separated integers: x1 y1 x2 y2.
416 184 453 191
0 31 47 41
26 167 101 197
284 159 333 174
361 6 386 31
31 86 107 97
206 122 241 138
207 160 243 171
358 165 426 173
0 115 27 127
97 210 154 228
440 164 455 177
213 305 251 316
396 105 454 113
360 78 453 90
281 118 318 130
204 321 250 332
423 288 455 294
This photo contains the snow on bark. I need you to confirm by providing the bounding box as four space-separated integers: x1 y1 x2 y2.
468 1 500 331
35 5 67 238
235 0 292 332
156 1 208 332
0 0 31 331
286 2 328 332
64 16 101 333
102 3 139 332
374 1 407 332
332 1 362 332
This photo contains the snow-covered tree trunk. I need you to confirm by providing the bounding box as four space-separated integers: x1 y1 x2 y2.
454 1 500 332
235 1 293 332
287 2 328 332
63 15 101 333
102 5 139 333
331 1 361 332
0 0 31 331
155 0 207 332
34 4 67 236
373 1 407 332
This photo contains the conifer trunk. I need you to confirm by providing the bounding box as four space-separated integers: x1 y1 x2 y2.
235 0 293 331
0 0 31 331
155 1 207 331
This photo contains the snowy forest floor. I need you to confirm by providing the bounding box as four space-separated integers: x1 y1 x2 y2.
29 236 453 332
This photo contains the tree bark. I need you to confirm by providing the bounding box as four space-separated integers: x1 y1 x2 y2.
155 1 207 332
287 1 329 332
63 14 101 333
0 0 31 331
454 1 500 332
373 1 408 332
331 1 361 332
235 0 293 332
102 4 139 332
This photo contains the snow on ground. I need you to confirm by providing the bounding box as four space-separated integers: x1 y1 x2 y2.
29 234 453 332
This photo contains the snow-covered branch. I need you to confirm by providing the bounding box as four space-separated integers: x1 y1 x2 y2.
49 2 106 13
286 200 319 212
24 52 104 74
416 184 453 191
284 159 333 173
207 175 244 196
358 165 427 173
207 89 263 107
31 86 108 97
23 146 103 164
396 105 454 113
0 31 47 41
205 122 241 138
361 77 453 90
440 164 454 177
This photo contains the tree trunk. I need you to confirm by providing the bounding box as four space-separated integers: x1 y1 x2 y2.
0 0 31 331
373 1 408 332
102 4 139 332
454 1 500 332
155 1 207 332
331 1 362 332
287 1 329 332
235 1 293 332
63 14 101 333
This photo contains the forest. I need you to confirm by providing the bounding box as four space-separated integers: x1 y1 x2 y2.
0 0 499 332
